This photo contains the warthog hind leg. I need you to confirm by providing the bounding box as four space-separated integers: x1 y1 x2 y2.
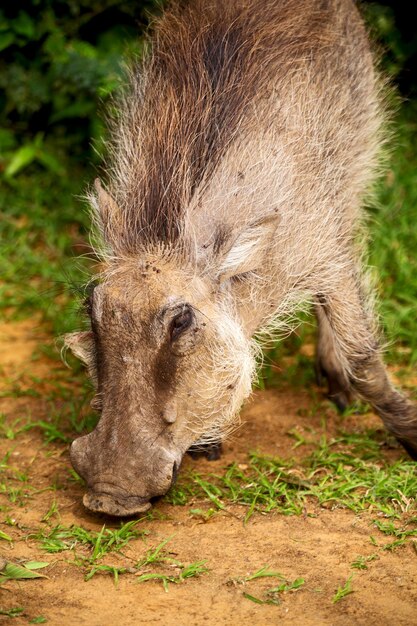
315 275 417 460
315 303 352 412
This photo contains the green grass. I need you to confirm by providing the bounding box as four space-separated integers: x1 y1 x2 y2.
33 521 147 557
368 104 417 364
166 432 417 523
26 527 208 587
0 370 99 446
0 168 92 336
28 521 155 583
83 534 208 587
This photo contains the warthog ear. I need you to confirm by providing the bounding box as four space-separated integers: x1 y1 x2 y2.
93 179 121 243
216 214 278 282
63 331 97 387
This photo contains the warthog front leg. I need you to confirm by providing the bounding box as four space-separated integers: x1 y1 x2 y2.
316 277 417 460
187 441 223 460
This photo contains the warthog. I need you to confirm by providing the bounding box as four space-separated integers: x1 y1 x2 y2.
65 0 417 516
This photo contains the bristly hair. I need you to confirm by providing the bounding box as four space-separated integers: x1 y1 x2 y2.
98 0 337 255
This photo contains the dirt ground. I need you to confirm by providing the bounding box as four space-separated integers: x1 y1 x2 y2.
0 320 416 626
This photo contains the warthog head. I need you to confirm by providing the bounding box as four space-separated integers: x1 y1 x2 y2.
65 187 276 515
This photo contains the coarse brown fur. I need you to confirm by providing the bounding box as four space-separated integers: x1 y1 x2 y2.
65 0 417 516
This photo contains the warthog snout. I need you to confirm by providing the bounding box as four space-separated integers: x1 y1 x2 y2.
65 266 253 518
70 432 181 516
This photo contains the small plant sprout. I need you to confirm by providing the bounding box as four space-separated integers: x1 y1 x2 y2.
0 608 25 618
0 530 12 542
135 561 209 592
332 575 354 603
269 578 305 593
84 565 129 585
189 508 217 522
41 499 60 523
231 566 305 605
136 536 176 568
351 555 379 570
240 566 287 583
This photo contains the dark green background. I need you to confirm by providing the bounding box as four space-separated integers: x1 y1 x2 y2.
0 1 416 174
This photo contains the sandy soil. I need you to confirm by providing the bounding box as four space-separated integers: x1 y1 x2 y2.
0 320 416 626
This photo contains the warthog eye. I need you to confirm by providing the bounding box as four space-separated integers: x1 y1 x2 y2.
170 307 193 341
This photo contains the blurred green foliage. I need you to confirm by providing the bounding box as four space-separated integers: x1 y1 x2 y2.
0 1 162 177
364 3 415 79
0 1 414 180
366 1 417 93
